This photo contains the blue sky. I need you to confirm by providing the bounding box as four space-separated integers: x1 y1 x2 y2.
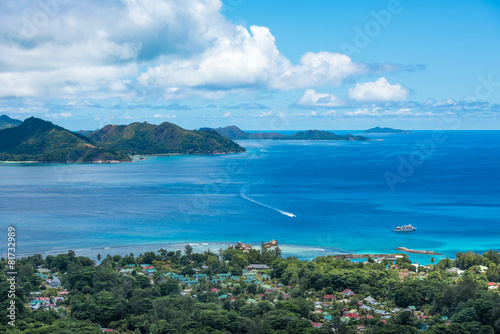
1 0 499 130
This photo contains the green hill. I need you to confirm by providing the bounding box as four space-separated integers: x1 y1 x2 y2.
0 114 22 130
210 125 287 139
0 117 131 163
212 125 370 141
88 121 246 155
283 129 370 141
364 126 413 134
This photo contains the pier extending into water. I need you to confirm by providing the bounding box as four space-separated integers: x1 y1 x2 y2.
333 253 408 260
395 247 441 255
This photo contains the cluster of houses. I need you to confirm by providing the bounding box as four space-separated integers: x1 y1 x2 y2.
164 268 273 287
119 263 159 276
117 263 273 286
29 291 68 311
34 268 61 288
27 259 498 332
116 262 445 330
308 288 462 331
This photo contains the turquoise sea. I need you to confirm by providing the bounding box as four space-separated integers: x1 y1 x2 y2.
1 131 500 265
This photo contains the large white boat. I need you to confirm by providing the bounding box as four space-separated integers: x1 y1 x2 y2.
394 224 417 232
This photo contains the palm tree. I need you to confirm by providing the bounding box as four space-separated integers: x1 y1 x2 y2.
158 248 168 261
274 246 282 258
185 244 193 259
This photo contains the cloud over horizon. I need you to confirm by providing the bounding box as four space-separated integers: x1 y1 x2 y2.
0 0 497 130
0 0 398 101
348 77 409 102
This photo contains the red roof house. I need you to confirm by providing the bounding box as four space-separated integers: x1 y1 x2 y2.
342 289 355 296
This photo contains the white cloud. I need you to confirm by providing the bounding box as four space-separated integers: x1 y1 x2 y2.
260 111 274 117
153 113 177 118
423 98 457 107
321 110 336 116
297 89 343 107
273 52 365 90
223 112 231 117
0 0 375 100
45 112 72 118
383 108 412 116
348 77 409 102
344 108 381 116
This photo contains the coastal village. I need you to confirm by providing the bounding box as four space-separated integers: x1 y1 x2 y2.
12 243 500 333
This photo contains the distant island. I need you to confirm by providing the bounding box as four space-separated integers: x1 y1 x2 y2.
0 114 22 130
363 126 413 134
202 125 287 140
208 125 370 141
0 117 245 163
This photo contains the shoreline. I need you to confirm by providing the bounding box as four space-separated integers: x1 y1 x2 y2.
5 241 348 261
2 238 457 266
0 150 246 165
395 247 441 255
6 241 451 265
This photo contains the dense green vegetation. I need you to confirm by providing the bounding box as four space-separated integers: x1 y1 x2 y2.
2 248 500 333
280 130 369 141
210 126 287 139
363 127 412 134
88 122 246 155
212 125 370 141
0 117 246 163
0 117 131 163
0 115 22 130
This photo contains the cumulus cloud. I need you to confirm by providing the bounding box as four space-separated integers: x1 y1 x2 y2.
423 98 457 107
153 113 177 118
296 89 343 108
384 108 412 116
260 111 274 117
344 108 381 116
45 112 72 118
271 52 366 90
0 0 377 100
348 77 409 102
321 110 336 116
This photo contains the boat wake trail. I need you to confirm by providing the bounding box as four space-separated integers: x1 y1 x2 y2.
240 190 296 217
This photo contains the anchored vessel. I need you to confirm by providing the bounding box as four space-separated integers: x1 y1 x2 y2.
394 224 417 232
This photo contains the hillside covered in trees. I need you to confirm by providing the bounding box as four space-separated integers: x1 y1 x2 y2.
88 122 246 155
2 247 500 333
210 126 370 141
0 117 245 163
0 117 131 163
0 115 22 130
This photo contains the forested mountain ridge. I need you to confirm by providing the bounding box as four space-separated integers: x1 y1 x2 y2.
88 121 246 155
211 125 370 141
0 117 131 163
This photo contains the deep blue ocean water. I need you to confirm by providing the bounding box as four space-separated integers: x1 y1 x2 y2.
1 131 499 265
